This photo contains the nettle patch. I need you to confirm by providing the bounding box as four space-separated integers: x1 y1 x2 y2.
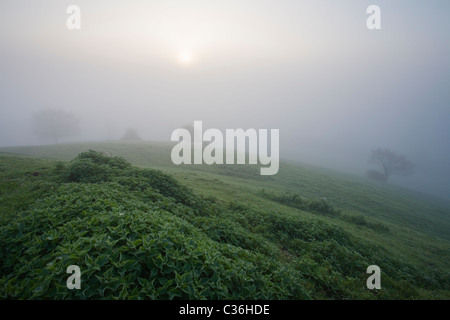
0 151 448 299
0 151 309 299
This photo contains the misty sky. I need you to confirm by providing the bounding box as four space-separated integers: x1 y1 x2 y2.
0 0 449 199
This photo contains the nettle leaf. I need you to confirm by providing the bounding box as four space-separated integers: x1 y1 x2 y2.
122 259 140 272
95 255 109 268
158 277 169 286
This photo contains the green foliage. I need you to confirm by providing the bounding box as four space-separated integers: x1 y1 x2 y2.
0 182 309 299
0 150 449 300
265 191 341 216
264 191 338 221
76 150 131 170
65 150 131 183
130 169 204 209
341 214 390 233
264 190 390 233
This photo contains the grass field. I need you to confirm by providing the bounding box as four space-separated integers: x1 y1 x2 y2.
0 141 449 299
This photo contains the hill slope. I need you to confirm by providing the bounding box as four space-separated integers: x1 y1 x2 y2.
0 142 449 299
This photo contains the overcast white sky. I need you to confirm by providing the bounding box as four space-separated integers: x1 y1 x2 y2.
0 0 449 199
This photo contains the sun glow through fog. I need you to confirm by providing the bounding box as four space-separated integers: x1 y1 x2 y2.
178 50 193 65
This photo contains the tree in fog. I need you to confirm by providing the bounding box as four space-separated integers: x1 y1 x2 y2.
368 148 414 182
32 109 80 144
121 128 142 141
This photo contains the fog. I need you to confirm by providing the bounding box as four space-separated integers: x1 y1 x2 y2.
1 0 449 200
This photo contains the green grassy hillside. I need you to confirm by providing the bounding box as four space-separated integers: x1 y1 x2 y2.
0 142 449 299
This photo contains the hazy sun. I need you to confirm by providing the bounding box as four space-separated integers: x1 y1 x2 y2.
178 51 193 64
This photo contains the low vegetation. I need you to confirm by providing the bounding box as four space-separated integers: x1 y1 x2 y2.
264 190 390 233
0 148 449 299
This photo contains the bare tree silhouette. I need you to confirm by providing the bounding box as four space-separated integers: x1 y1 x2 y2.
32 108 80 144
368 148 414 182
